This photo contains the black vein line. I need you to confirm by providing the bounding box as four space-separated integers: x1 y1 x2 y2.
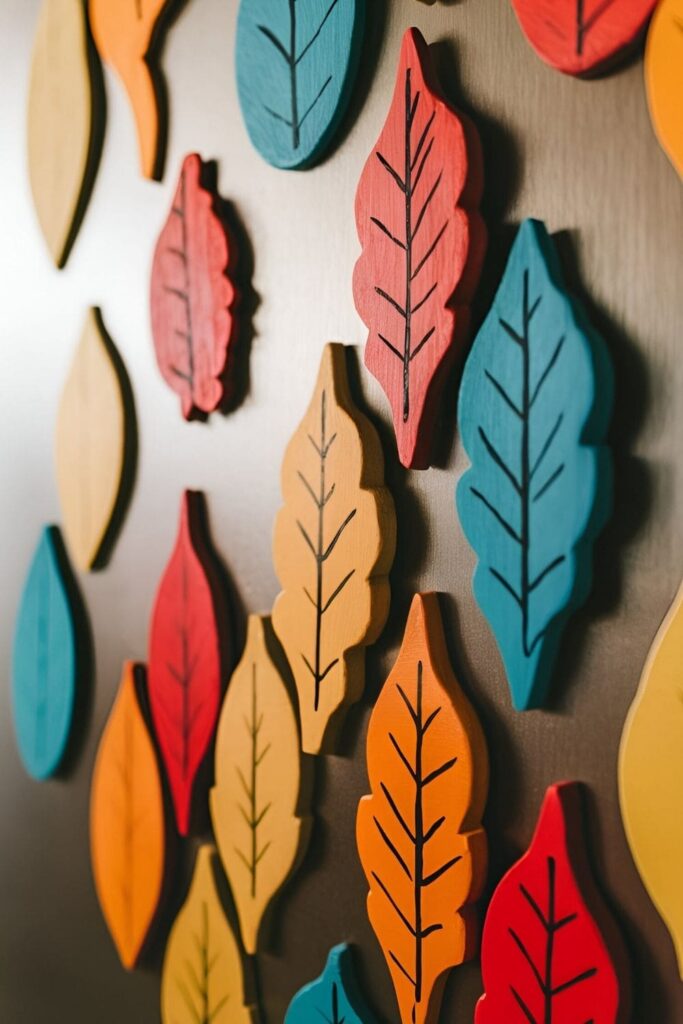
166 165 195 398
233 665 271 898
530 336 566 408
533 464 565 503
576 0 619 55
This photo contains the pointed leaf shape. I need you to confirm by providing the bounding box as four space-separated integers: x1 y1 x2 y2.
619 581 683 975
356 593 489 1024
272 344 396 754
27 0 103 268
151 154 239 420
55 308 134 572
476 783 630 1023
90 662 165 969
353 28 486 470
511 0 657 75
148 491 226 835
161 845 254 1024
645 0 683 179
456 218 613 711
210 615 311 954
285 944 378 1024
235 0 365 170
11 526 83 780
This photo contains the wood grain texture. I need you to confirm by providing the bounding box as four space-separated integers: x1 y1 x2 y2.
645 0 683 179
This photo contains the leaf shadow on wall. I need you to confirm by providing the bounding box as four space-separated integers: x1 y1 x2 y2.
144 0 190 182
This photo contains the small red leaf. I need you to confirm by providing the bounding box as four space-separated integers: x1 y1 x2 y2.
148 491 226 835
476 783 630 1024
353 27 486 470
151 153 238 420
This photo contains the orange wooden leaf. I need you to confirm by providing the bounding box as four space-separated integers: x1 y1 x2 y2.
90 662 165 969
356 593 489 1024
645 0 683 179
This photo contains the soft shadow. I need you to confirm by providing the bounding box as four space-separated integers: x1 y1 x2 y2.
147 0 190 182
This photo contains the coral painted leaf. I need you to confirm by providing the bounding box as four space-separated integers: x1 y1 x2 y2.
456 218 613 711
284 944 378 1024
645 0 683 179
353 27 486 469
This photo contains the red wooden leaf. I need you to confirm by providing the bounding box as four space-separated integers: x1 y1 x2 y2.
511 0 657 76
148 490 226 836
150 153 238 420
476 783 630 1024
353 27 486 470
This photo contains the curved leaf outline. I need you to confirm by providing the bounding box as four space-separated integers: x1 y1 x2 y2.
284 944 378 1024
645 0 683 179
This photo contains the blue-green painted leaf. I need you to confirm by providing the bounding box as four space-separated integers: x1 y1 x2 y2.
236 0 365 170
284 944 377 1024
456 219 612 711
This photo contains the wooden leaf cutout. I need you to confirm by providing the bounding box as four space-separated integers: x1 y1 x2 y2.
161 845 254 1024
476 783 630 1023
511 0 657 75
27 0 103 268
235 0 366 170
284 944 378 1024
151 154 238 420
456 219 613 711
88 0 171 179
356 593 489 1024
55 308 135 572
11 526 85 780
353 27 486 469
210 615 311 954
619 581 683 975
148 490 226 836
90 662 165 969
645 0 683 179
272 343 396 755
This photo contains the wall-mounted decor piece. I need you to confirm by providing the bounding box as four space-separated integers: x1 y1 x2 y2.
55 307 136 573
284 944 377 1024
272 343 396 755
456 218 612 711
353 27 486 470
161 845 254 1024
511 0 657 75
27 0 104 268
90 662 165 970
357 593 488 1024
619 581 683 976
645 0 683 179
11 526 86 781
210 615 311 954
151 153 239 420
148 490 227 836
476 782 630 1022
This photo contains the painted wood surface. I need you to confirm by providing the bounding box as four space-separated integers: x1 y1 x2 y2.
150 153 239 419
356 593 489 1024
353 27 486 470
55 308 134 572
619 582 683 976
272 343 396 755
161 845 254 1024
27 0 103 268
284 944 377 1024
645 0 683 179
476 782 630 1023
148 490 226 836
210 615 311 954
456 218 613 711
235 0 365 170
90 662 165 970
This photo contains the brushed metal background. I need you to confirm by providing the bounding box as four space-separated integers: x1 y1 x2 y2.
1 0 682 1021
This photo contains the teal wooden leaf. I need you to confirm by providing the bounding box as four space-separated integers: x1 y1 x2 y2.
284 944 377 1024
235 0 365 170
456 219 613 711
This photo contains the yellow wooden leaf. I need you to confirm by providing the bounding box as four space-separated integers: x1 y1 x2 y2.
210 615 311 955
90 662 165 969
272 344 396 755
161 845 254 1024
619 581 683 975
645 0 683 179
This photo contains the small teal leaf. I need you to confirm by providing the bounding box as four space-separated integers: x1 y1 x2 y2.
236 0 365 170
284 944 377 1024
11 526 81 779
456 219 612 711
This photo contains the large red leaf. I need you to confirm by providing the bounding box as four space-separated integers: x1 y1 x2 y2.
353 27 486 470
151 153 238 420
148 490 226 836
476 783 630 1024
